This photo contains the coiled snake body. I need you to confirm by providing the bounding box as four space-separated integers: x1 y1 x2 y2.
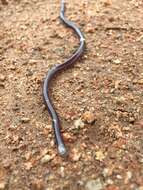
43 0 85 156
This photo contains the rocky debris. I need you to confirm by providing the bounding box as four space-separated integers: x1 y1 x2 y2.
137 79 143 85
116 175 122 179
9 124 18 130
9 65 16 70
115 96 126 105
59 166 65 178
114 80 120 89
0 74 6 82
129 117 135 123
102 168 109 177
74 118 84 129
44 125 52 130
0 182 6 190
24 162 33 171
20 117 30 123
85 178 103 190
70 148 81 162
77 180 84 186
24 152 31 161
63 133 74 142
105 179 114 185
85 24 95 33
2 160 11 170
95 150 105 161
82 111 96 124
41 154 53 164
124 171 132 184
113 59 121 64
136 35 143 42
138 157 143 163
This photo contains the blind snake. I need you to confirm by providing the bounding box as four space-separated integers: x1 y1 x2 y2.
43 0 85 156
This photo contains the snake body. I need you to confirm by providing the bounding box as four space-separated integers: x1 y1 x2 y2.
43 0 85 156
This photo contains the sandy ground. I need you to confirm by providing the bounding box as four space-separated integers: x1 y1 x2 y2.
0 0 143 189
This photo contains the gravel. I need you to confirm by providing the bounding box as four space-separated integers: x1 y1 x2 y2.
85 179 103 190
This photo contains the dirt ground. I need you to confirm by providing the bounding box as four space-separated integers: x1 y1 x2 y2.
0 0 143 189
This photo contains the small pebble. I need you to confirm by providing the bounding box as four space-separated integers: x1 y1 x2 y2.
106 178 114 185
0 182 6 190
3 159 11 169
41 154 53 164
82 111 96 124
115 96 126 104
24 162 33 171
129 117 135 123
86 24 95 33
20 117 30 123
44 125 52 130
125 171 132 184
116 174 122 179
60 166 65 178
102 168 109 177
138 158 143 163
77 180 84 186
95 150 105 161
126 171 132 180
74 118 84 129
70 148 81 162
113 59 121 64
0 74 6 82
137 79 143 84
85 178 103 190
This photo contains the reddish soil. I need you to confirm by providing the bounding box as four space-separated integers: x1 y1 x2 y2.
0 0 143 190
